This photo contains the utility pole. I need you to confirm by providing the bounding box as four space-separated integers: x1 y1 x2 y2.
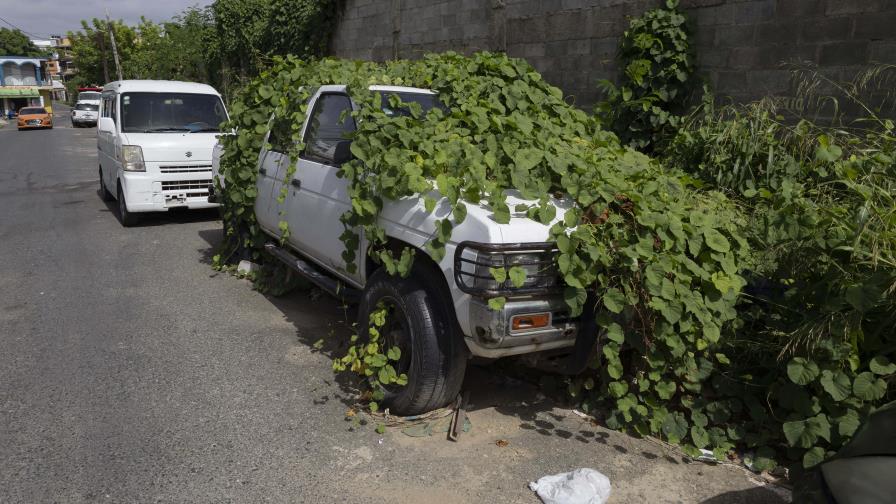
98 28 109 83
106 10 123 81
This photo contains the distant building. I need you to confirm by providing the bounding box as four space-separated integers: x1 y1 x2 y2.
1 56 54 116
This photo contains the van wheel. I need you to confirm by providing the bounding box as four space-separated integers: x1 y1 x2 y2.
357 265 467 416
116 183 139 227
98 168 113 201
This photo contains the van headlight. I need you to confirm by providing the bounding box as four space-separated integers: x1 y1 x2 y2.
454 241 560 297
121 145 145 172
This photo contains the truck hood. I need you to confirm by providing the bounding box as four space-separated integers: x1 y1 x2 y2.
462 190 572 244
120 132 219 162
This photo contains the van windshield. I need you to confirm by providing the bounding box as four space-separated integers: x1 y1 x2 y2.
120 92 228 133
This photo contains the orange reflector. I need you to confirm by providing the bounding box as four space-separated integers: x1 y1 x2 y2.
511 313 550 331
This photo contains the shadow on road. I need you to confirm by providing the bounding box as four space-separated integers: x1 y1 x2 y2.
98 191 220 228
700 486 790 504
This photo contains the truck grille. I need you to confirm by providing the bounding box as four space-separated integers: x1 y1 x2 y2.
159 164 213 173
162 179 212 192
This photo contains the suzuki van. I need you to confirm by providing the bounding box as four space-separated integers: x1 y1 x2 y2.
97 80 228 226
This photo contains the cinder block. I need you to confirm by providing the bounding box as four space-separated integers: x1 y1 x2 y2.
853 12 896 40
825 0 887 16
755 22 800 46
694 3 735 26
775 0 825 17
715 24 755 47
546 10 588 40
870 41 896 63
819 41 870 65
800 16 851 43
728 47 762 68
734 0 775 24
746 69 792 94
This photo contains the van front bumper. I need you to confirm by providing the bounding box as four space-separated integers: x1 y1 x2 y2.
121 170 219 213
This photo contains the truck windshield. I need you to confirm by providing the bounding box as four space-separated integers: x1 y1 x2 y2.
78 91 101 101
75 103 99 111
377 91 447 117
120 92 227 133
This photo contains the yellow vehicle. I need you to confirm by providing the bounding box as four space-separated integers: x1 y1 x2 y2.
17 106 53 130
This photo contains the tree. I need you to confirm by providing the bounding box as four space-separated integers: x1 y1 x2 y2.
0 28 44 56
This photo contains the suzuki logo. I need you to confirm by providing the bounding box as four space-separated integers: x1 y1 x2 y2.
185 151 193 158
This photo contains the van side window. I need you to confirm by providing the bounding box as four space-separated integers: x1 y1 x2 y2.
303 94 355 164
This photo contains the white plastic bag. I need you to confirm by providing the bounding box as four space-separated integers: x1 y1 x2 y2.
529 468 612 504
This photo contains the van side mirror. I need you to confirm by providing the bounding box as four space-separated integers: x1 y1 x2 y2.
98 117 115 133
332 140 354 165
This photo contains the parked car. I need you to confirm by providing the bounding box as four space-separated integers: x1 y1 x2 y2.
71 102 99 127
17 107 53 130
212 85 585 415
97 80 228 226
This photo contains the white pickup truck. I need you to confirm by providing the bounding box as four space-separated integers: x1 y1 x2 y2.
212 85 589 415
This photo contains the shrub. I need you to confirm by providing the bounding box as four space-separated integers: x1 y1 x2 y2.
596 0 697 153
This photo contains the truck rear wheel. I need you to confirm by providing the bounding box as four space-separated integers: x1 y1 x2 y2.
358 265 467 415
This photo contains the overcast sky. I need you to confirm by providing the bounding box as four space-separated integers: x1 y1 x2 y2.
1 0 213 40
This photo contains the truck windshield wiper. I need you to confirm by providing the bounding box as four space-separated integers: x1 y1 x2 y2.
143 127 191 132
189 127 220 133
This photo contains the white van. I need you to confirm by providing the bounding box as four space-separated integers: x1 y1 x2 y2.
97 80 228 226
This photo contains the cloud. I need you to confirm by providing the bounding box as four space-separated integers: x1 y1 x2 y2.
3 0 213 39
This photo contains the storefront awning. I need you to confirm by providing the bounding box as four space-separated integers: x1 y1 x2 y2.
0 87 40 97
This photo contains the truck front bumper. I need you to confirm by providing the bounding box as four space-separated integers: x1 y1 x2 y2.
464 295 578 358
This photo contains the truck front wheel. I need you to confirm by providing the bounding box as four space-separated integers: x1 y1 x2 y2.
358 265 467 416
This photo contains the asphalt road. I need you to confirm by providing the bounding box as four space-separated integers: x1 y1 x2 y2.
0 106 791 503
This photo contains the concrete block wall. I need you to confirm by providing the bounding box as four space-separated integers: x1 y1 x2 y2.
330 0 896 108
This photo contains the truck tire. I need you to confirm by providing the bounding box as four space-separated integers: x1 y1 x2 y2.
116 183 139 227
98 168 113 202
358 264 467 415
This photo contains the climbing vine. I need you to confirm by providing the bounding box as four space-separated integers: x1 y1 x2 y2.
215 51 751 462
596 0 697 152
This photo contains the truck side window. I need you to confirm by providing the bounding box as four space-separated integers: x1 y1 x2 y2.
269 115 293 154
303 94 355 164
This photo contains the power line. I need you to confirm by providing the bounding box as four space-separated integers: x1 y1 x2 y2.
0 14 53 39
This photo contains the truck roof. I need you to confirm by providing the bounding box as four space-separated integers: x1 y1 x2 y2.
316 84 435 95
101 80 221 96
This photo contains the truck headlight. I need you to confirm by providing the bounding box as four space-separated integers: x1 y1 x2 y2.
454 241 560 297
121 145 145 172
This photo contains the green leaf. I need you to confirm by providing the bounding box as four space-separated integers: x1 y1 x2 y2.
802 446 826 468
783 419 815 449
489 267 507 283
870 355 896 375
853 372 886 401
603 288 626 313
606 322 624 343
507 266 527 288
609 381 629 397
787 357 820 385
691 425 709 448
836 409 860 437
703 229 731 252
386 346 401 361
488 297 506 311
819 369 851 401
655 380 677 399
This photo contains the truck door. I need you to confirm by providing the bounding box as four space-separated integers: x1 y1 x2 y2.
255 114 291 236
287 92 360 283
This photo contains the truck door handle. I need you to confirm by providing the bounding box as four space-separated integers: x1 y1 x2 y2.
290 179 301 189
258 167 267 175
